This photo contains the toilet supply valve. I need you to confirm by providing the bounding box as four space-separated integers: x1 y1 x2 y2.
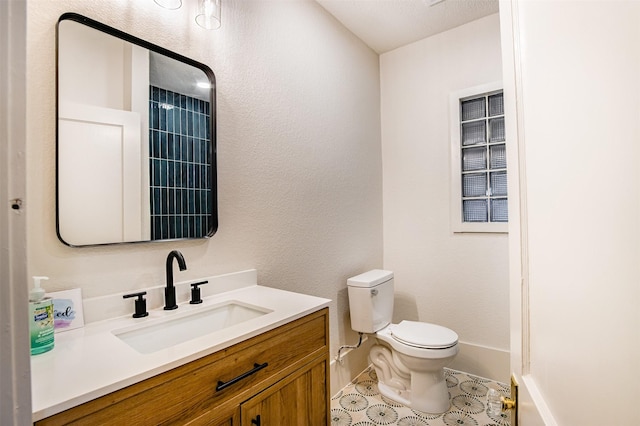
189 280 209 304
335 332 365 365
123 291 149 318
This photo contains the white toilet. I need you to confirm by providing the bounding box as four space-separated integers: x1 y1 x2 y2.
347 269 459 414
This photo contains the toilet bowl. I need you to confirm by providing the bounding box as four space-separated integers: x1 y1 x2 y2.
372 321 458 413
347 270 459 414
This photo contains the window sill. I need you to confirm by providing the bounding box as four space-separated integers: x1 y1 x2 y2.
452 222 508 234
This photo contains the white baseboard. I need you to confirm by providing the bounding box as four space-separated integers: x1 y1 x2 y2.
330 339 510 396
448 341 510 383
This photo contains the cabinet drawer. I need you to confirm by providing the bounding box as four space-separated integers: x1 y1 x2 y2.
36 309 328 426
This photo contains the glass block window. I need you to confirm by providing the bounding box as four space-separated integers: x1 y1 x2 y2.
149 85 212 240
453 88 507 231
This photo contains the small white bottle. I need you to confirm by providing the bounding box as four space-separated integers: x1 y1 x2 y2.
29 276 55 355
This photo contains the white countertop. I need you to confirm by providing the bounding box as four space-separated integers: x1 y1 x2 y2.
31 279 330 421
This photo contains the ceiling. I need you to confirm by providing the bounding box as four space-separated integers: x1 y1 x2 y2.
314 0 499 54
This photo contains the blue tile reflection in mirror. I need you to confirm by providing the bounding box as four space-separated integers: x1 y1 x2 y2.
149 86 211 240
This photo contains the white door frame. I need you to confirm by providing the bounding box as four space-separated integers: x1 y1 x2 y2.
0 0 31 424
500 1 555 424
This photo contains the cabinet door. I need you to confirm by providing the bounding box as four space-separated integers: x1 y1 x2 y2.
241 359 327 426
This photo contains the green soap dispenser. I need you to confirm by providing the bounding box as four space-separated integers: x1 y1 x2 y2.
29 276 55 355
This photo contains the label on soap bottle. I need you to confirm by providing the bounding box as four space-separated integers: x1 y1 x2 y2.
30 299 55 355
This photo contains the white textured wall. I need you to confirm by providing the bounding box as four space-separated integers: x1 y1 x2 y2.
513 1 640 424
380 14 509 379
26 0 382 363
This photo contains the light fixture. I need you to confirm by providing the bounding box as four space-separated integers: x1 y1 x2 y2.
153 0 221 30
195 0 221 30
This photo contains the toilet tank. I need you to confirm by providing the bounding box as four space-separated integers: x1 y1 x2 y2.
347 270 394 333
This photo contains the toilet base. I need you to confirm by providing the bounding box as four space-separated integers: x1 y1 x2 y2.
375 370 451 414
408 369 451 414
370 342 454 414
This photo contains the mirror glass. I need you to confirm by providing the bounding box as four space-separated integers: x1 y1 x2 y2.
56 13 217 246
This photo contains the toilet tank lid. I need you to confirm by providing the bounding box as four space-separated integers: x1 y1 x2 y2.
347 269 393 287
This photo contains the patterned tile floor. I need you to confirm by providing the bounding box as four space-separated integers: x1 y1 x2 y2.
330 366 511 426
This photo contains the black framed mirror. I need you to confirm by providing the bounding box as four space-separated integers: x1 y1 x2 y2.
56 13 217 246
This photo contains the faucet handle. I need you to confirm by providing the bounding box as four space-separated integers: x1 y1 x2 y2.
189 280 209 304
123 291 149 318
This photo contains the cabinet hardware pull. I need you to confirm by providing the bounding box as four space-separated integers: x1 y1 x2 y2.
251 415 261 425
216 362 268 392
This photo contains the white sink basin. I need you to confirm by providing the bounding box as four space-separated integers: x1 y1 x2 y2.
113 301 272 354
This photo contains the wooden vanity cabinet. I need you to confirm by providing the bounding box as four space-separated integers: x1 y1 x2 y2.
35 308 329 426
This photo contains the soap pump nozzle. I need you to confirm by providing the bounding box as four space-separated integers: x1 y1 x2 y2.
30 276 49 302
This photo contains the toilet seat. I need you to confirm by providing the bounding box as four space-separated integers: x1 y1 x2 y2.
375 323 459 360
391 321 458 349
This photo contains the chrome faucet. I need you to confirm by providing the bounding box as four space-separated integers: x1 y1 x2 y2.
165 250 187 310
